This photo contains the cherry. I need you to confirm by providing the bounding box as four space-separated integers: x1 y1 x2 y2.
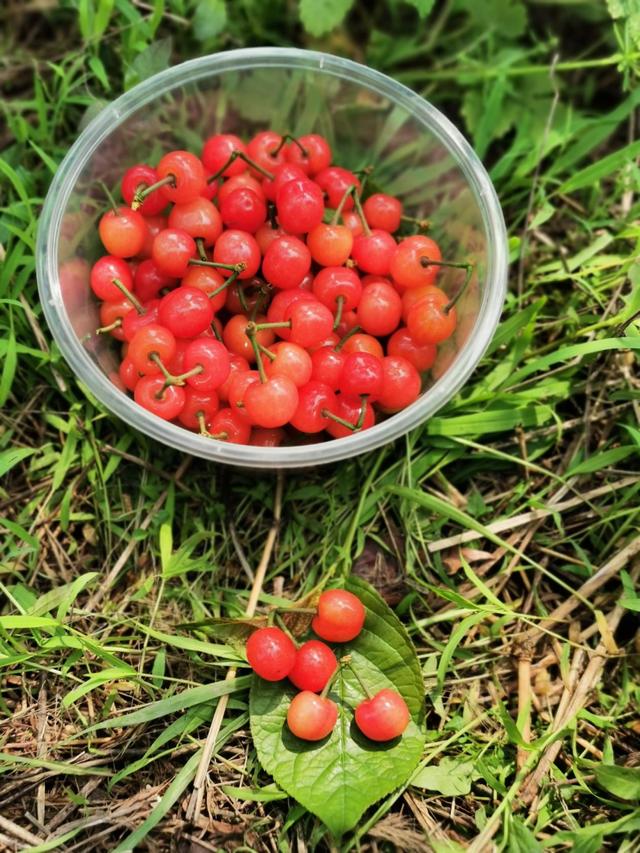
90 256 134 302
217 173 264 204
255 221 286 254
387 328 436 371
334 308 359 338
246 130 286 175
276 178 325 234
362 193 402 233
406 287 457 345
266 288 315 341
357 279 402 337
246 626 297 681
377 355 421 411
401 284 441 322
290 380 337 433
128 324 176 374
390 235 442 289
310 346 345 390
136 213 168 259
312 266 362 314
341 210 364 237
285 133 332 176
354 689 410 741
183 338 230 391
134 259 176 303
339 352 383 399
287 691 338 741
262 235 311 290
178 387 219 431
307 222 354 267
181 265 228 314
315 166 360 209
209 407 252 443
351 229 397 276
325 394 375 438
261 163 307 202
98 297 129 341
99 206 146 258
156 150 206 204
119 357 139 392
312 589 365 642
121 163 166 216
219 187 267 233
217 354 250 402
201 133 247 178
158 286 214 338
225 278 267 315
251 427 286 447
228 369 260 416
121 298 160 342
244 374 299 428
134 375 186 420
289 640 337 692
340 332 384 359
213 229 260 279
166 339 189 375
262 341 312 387
223 314 274 361
168 197 222 245
285 300 334 349
152 228 196 277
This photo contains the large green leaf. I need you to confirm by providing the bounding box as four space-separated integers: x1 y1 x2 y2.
250 576 425 837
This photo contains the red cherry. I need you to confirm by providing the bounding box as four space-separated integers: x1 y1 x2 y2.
157 150 206 204
99 298 129 341
340 333 384 359
261 163 307 202
134 375 185 420
325 393 376 439
217 355 250 402
99 206 146 258
262 235 311 290
90 255 133 302
406 287 456 345
213 229 261 280
311 589 365 642
168 197 222 245
119 357 140 391
246 130 286 175
266 288 316 341
285 134 332 176
390 235 442 289
128 324 176 374
287 691 338 741
223 314 274 361
228 369 260 417
401 284 441 322
356 279 402 337
377 355 421 411
315 166 361 209
362 193 402 233
134 259 176 302
178 387 219 430
136 213 167 259
152 228 196 277
338 352 383 400
387 328 436 371
224 278 266 315
201 133 247 177
312 266 362 312
310 346 345 390
262 342 312 387
255 221 286 254
183 338 230 391
181 265 227 314
354 689 410 741
246 626 297 681
243 375 299 428
290 380 337 433
158 286 213 338
351 229 397 276
289 640 337 692
276 178 325 234
219 188 267 233
121 163 166 216
286 300 334 349
342 210 364 237
209 407 252 443
217 173 264 204
121 299 160 342
250 427 285 447
307 223 354 267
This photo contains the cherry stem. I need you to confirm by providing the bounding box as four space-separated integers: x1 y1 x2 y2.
189 259 247 274
332 295 345 331
346 660 373 700
271 133 308 158
209 269 241 299
195 238 208 261
95 318 122 335
419 257 474 313
211 322 223 342
402 214 430 231
112 278 144 315
258 342 276 361
98 180 119 215
150 353 204 387
273 613 299 647
196 411 211 437
355 395 369 430
334 324 362 351
131 174 174 209
210 431 229 441
207 150 274 183
321 409 360 432
246 325 268 383
253 320 291 331
320 655 350 699
331 184 357 225
351 189 371 237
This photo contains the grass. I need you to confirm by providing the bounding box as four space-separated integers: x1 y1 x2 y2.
1 0 640 850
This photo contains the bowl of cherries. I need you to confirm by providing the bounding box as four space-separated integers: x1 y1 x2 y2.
37 48 507 468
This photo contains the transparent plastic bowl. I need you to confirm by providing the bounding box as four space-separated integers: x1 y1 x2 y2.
37 47 507 469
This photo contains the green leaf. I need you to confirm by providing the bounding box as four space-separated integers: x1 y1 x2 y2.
607 0 640 48
557 140 640 193
299 0 354 37
462 0 528 38
411 757 480 796
0 447 34 479
567 446 638 475
595 764 640 800
193 0 228 41
127 38 173 89
250 576 425 837
507 817 543 852
404 0 435 16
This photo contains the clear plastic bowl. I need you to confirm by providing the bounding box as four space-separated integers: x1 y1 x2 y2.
36 47 507 469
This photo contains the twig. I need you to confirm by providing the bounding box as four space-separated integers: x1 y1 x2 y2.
229 522 255 583
0 813 43 846
186 470 284 822
36 680 47 826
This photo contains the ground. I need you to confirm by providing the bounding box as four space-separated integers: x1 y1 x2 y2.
1 0 640 850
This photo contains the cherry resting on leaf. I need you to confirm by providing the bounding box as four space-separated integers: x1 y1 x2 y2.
354 688 410 742
246 627 297 681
